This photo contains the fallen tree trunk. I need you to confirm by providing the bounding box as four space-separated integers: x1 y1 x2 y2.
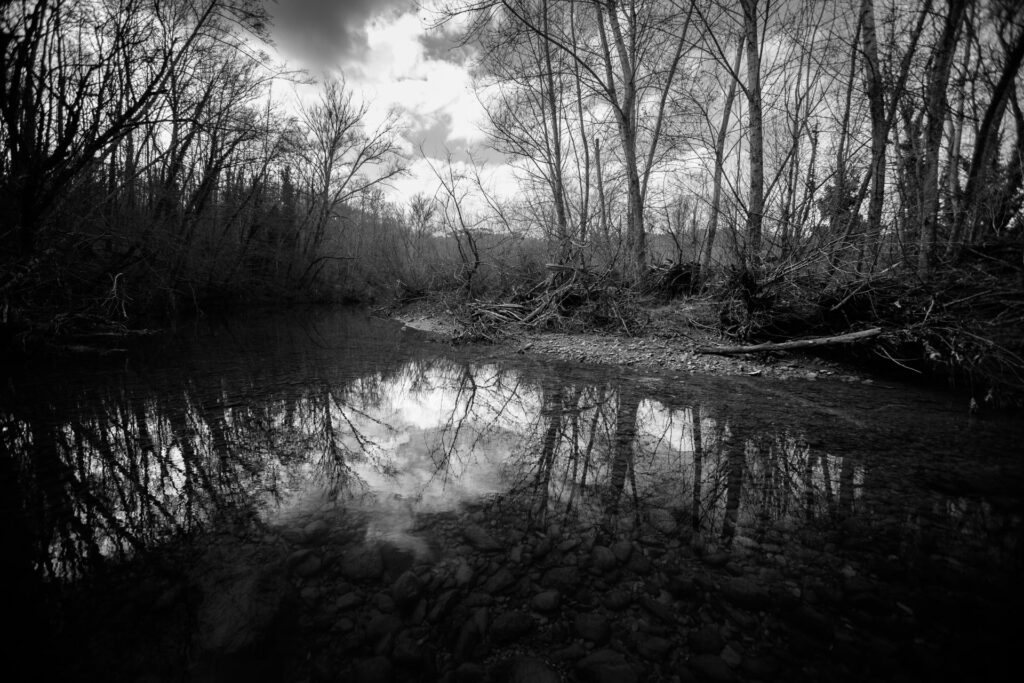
697 327 882 355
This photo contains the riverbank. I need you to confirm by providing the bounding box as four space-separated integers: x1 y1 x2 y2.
388 297 892 389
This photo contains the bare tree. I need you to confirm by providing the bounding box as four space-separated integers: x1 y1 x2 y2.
294 76 406 255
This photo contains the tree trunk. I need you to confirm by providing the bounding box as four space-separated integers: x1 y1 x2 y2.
702 40 744 274
599 1 646 281
859 0 886 274
741 0 765 258
919 0 967 279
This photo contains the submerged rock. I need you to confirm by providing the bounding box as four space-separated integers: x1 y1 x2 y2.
573 613 611 644
541 566 580 591
340 545 384 581
720 577 768 610
350 656 394 683
463 525 503 551
576 649 639 683
503 656 561 683
648 508 678 535
482 568 516 594
195 565 291 655
689 654 736 682
391 570 423 608
490 610 535 644
590 546 617 572
532 590 561 612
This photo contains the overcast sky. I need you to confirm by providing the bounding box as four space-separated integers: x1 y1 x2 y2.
264 0 513 207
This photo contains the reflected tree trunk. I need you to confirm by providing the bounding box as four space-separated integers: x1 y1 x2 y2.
608 386 639 515
691 405 704 531
839 455 856 515
533 386 565 524
721 431 745 540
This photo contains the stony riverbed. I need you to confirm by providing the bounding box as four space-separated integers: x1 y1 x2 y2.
9 308 1020 682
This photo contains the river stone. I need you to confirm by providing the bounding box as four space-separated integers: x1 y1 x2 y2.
464 592 493 607
788 604 834 639
532 590 561 612
604 590 632 611
429 589 459 623
542 566 580 591
454 663 487 683
366 613 402 642
380 544 416 579
393 630 426 666
455 608 489 662
591 546 617 571
574 613 611 644
336 591 363 611
289 551 322 577
392 570 423 608
690 625 725 654
504 656 562 683
648 508 678 534
303 519 329 542
340 545 383 581
576 649 639 683
721 577 768 609
741 655 781 678
636 635 672 661
482 568 515 594
625 553 652 575
689 654 736 682
639 595 675 623
668 576 696 598
463 524 503 551
611 540 633 563
490 610 535 644
553 642 588 662
720 644 742 668
195 566 290 654
372 592 395 613
455 560 475 587
703 552 730 567
351 656 394 683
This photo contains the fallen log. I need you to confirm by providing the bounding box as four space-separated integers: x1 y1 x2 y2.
697 327 882 355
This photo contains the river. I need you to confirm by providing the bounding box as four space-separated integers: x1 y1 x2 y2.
3 308 1020 682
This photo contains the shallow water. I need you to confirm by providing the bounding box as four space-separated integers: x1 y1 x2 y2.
4 308 1022 681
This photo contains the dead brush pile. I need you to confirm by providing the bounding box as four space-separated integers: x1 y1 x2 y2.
716 244 1024 402
452 265 649 342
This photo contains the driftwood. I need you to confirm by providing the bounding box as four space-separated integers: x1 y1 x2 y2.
697 327 882 355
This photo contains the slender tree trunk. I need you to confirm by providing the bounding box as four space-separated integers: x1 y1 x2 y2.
741 0 764 259
702 40 744 274
958 25 1024 250
919 0 967 279
598 1 646 281
859 0 886 274
541 0 571 262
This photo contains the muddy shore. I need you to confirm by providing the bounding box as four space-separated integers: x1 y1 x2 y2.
389 299 881 388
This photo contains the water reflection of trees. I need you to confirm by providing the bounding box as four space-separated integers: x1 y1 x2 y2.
1 339 431 579
8 325 1010 587
486 374 867 543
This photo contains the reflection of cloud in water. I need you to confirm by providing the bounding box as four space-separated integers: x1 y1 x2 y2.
271 363 533 548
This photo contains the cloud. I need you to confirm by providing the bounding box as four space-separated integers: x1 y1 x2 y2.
267 0 514 204
265 0 413 70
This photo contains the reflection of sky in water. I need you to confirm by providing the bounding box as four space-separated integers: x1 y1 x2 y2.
8 327 1021 581
269 364 539 540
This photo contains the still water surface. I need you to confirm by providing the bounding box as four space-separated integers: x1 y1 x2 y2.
3 308 1021 680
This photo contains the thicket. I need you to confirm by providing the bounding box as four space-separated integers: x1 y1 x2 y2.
427 0 1024 399
3 0 1023 398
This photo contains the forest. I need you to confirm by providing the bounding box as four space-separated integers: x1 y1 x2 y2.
1 0 1022 395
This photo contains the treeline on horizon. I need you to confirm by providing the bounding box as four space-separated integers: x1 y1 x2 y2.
1 0 1023 381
